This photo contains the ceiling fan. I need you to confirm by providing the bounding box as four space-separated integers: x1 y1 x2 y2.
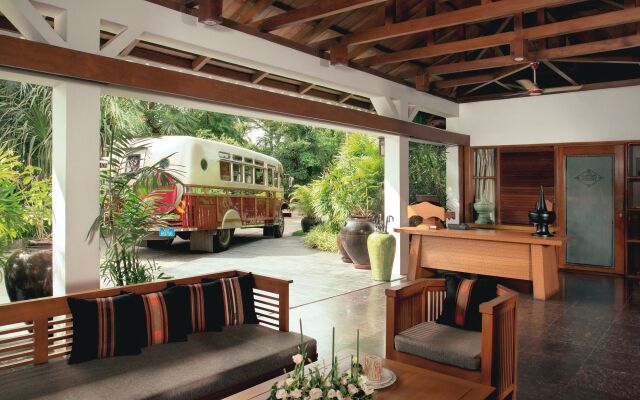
511 62 582 96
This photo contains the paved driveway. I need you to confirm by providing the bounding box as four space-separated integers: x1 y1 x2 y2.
139 216 401 308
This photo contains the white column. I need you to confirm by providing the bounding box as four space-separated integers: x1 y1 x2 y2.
52 81 101 295
383 134 410 276
446 146 461 224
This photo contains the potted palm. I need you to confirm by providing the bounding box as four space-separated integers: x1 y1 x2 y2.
1 150 53 302
290 185 319 233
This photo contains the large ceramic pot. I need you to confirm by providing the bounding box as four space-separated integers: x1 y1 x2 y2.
340 217 375 269
473 197 495 224
337 232 353 263
4 243 53 302
367 232 396 281
301 216 320 233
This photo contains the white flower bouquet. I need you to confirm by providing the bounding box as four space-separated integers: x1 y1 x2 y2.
269 322 375 400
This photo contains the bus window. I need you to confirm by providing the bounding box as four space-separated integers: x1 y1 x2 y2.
255 168 265 185
220 161 231 181
233 163 242 182
267 168 274 186
244 165 254 184
233 155 242 161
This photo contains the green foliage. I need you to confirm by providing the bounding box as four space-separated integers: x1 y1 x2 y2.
408 142 448 206
92 130 180 286
254 121 344 193
309 134 383 231
303 223 338 253
290 185 315 218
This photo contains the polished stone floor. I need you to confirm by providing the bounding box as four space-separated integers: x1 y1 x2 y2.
290 273 640 400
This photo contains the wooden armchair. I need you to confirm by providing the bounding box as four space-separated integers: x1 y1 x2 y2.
385 279 518 400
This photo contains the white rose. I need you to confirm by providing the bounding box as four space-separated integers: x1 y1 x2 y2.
290 389 302 399
340 378 347 385
326 389 336 398
364 385 374 396
276 389 288 399
292 354 304 365
347 384 358 395
335 392 343 400
324 379 332 388
358 376 368 385
309 388 323 400
286 378 295 387
277 380 285 389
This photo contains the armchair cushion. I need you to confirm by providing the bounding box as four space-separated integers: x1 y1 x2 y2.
436 274 497 331
394 321 482 371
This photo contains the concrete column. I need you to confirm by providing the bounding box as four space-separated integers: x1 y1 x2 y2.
51 81 101 295
383 134 410 276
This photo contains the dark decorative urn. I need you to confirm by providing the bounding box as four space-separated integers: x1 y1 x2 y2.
528 186 556 237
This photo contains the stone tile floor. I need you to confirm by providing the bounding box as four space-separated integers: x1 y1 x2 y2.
290 273 640 400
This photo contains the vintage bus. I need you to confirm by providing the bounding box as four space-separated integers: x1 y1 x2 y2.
127 136 286 252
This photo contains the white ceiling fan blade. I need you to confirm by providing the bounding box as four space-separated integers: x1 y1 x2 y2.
542 85 583 94
516 79 535 90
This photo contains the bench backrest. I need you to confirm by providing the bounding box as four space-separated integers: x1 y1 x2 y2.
0 270 291 370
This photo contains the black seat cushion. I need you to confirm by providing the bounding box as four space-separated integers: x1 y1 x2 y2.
436 274 497 331
67 293 145 364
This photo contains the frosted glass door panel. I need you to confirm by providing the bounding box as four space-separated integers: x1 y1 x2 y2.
565 155 614 268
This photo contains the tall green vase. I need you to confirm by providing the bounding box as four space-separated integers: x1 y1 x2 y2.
367 232 396 281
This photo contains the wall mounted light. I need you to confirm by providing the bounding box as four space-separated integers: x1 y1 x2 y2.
378 137 385 157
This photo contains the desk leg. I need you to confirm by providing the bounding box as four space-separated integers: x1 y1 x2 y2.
408 235 421 280
531 245 560 300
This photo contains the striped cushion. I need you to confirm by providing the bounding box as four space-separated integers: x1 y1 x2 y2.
140 286 190 346
67 293 144 364
185 281 224 333
436 274 497 331
218 274 258 326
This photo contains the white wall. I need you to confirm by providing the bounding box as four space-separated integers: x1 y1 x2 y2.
447 85 640 146
445 85 640 223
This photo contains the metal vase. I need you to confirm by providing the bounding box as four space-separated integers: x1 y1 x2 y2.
367 232 396 281
340 217 375 269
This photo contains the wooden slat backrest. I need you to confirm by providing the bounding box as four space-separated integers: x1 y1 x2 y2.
0 270 291 370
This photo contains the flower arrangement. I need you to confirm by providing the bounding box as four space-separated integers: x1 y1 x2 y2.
270 321 375 400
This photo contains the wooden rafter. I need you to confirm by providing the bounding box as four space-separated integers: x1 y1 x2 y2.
198 0 223 25
359 7 640 67
253 0 385 32
238 0 275 24
334 0 582 47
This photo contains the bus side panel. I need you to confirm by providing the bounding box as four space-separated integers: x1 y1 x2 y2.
182 194 218 230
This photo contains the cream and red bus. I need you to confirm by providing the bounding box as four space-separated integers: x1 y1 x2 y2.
127 136 286 252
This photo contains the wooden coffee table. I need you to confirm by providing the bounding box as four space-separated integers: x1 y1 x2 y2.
226 355 494 400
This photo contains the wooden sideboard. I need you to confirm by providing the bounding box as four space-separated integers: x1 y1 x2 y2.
395 227 567 300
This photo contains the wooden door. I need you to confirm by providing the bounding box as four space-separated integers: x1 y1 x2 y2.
557 145 625 274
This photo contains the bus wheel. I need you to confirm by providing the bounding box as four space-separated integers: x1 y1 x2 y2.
274 220 284 238
146 238 174 250
212 229 234 252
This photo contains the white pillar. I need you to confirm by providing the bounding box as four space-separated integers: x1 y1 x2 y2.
52 81 101 295
446 146 461 224
383 134 410 276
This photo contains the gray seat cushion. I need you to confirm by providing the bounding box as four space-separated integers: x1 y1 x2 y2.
0 325 317 400
394 321 481 371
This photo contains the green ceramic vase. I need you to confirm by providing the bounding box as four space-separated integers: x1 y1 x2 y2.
367 232 396 281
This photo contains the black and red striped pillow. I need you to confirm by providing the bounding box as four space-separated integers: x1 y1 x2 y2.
138 285 190 346
67 293 145 364
183 281 224 333
436 274 497 332
208 274 258 326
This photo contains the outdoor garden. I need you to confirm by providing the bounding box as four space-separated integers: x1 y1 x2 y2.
0 79 447 302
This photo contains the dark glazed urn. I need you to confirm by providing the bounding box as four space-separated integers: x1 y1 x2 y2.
337 232 353 263
301 216 320 233
340 217 375 269
4 245 53 302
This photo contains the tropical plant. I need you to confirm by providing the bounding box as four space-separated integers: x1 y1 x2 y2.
309 134 383 231
303 223 338 253
289 185 315 218
90 132 181 286
408 142 448 206
0 151 28 270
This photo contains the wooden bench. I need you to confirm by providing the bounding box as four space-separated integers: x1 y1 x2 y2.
0 270 315 400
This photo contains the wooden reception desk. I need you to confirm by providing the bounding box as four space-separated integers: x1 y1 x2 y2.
395 227 567 300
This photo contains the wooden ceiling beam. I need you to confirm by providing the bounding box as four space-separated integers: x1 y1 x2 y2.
426 55 527 75
435 64 529 90
0 34 467 144
359 7 640 66
251 70 270 83
337 0 582 46
237 0 275 24
462 64 532 96
554 55 640 63
191 55 210 71
536 33 640 59
298 82 316 94
198 0 223 26
253 0 386 32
